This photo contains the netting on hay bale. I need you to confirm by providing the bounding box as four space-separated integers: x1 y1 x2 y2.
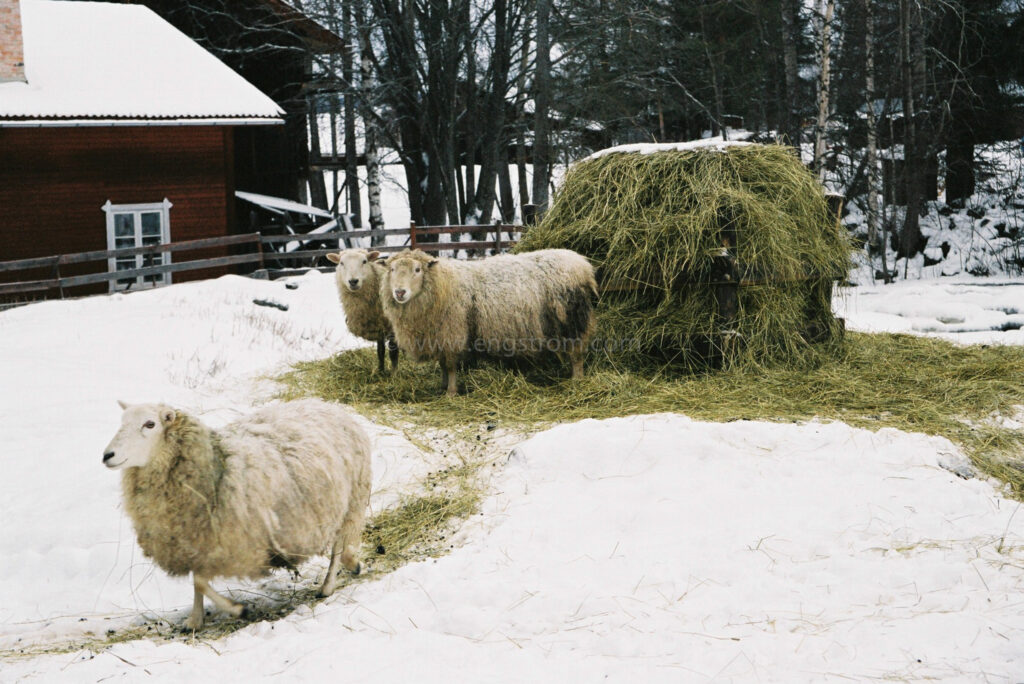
516 142 854 369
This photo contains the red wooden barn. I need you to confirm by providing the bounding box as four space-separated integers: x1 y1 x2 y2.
0 0 283 297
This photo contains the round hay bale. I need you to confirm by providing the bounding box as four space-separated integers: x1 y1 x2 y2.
516 142 853 369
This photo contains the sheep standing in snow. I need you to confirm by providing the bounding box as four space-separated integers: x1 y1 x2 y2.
102 399 371 630
380 248 597 396
326 249 398 373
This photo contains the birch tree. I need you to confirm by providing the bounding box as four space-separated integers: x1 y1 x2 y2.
354 1 385 243
813 0 834 179
863 0 889 280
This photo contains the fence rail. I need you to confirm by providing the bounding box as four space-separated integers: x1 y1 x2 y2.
1 222 526 299
0 233 265 297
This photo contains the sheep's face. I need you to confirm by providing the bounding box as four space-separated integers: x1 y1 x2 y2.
327 250 380 292
387 257 436 304
102 402 176 470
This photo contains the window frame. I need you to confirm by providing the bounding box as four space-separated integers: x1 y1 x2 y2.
101 199 173 292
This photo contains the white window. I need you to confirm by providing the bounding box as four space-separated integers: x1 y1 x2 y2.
102 199 172 292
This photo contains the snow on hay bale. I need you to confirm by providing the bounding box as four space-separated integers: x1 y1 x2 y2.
516 142 854 368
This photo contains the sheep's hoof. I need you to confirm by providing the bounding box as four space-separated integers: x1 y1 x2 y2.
351 562 361 576
183 614 205 632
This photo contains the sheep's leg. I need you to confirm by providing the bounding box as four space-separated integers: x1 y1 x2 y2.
442 355 458 397
185 583 206 631
570 350 585 379
387 335 399 371
320 539 344 597
439 361 449 392
569 338 586 379
320 510 365 598
376 339 386 373
188 575 245 629
339 492 367 575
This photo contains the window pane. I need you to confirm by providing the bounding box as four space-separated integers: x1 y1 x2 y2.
114 214 134 238
115 257 135 272
115 237 134 249
141 212 162 237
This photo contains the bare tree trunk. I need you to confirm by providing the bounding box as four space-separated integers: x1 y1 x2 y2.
462 0 476 223
342 0 361 227
468 0 510 225
532 0 552 212
899 0 926 263
307 105 329 209
864 0 886 280
699 8 726 139
355 2 384 244
813 0 834 180
780 0 801 148
498 147 515 222
514 19 531 216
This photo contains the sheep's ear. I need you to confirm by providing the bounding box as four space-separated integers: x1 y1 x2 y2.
367 250 380 261
117 399 128 410
428 259 439 268
325 253 341 264
161 409 176 426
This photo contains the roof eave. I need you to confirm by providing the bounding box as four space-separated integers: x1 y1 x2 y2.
0 116 284 128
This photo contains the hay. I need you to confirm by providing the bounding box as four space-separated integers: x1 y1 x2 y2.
516 144 854 368
279 333 1024 498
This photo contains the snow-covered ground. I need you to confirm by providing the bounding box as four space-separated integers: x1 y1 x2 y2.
837 277 1024 345
2 273 1024 682
838 141 1024 285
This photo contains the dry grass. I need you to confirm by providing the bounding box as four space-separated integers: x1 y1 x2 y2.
280 332 1024 497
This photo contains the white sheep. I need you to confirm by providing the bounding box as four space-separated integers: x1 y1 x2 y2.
380 248 597 396
102 398 371 630
326 248 398 373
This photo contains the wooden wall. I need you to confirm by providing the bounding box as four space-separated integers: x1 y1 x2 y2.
0 125 236 294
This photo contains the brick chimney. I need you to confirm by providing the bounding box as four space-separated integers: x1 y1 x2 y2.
0 0 26 82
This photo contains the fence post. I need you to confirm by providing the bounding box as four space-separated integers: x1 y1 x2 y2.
522 203 538 225
493 219 502 253
256 233 266 270
50 256 64 299
410 221 417 249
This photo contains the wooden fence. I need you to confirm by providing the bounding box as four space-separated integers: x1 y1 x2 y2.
0 222 525 300
0 233 265 298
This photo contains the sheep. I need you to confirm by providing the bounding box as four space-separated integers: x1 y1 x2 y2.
102 398 372 630
326 248 398 373
380 248 597 396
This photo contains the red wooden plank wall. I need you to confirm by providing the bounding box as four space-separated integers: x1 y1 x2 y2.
0 125 235 294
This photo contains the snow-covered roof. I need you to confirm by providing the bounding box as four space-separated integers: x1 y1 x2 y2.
584 137 754 162
236 191 334 218
0 0 284 124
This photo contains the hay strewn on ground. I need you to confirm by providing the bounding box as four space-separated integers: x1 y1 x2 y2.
516 144 855 368
279 333 1024 498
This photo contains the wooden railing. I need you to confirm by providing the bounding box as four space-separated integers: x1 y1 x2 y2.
0 222 526 299
0 233 265 298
